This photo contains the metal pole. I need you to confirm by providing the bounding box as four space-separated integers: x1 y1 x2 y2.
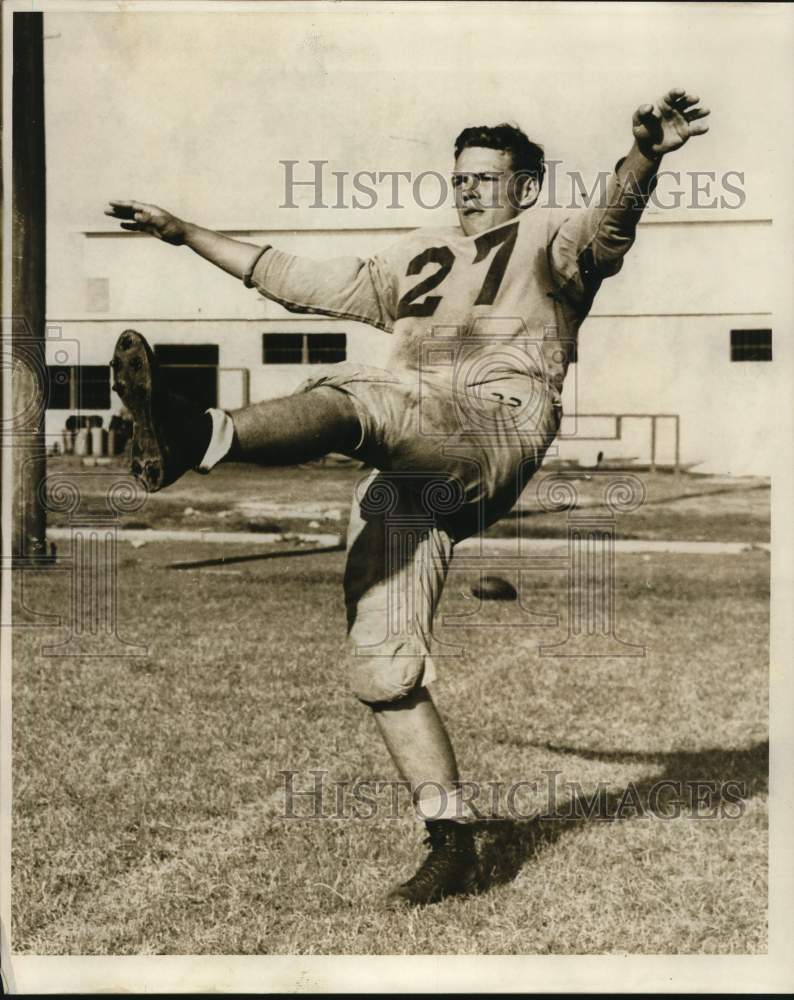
649 415 657 473
12 12 49 563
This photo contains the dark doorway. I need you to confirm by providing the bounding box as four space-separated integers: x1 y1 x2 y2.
154 344 219 409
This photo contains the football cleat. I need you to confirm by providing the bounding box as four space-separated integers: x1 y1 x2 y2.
111 330 210 492
385 820 481 909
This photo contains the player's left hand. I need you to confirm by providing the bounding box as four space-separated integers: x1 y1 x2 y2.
633 88 710 159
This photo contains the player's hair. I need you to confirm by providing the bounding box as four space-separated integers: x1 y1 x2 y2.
453 123 545 189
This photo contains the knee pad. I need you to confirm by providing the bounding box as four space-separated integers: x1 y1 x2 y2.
347 642 431 705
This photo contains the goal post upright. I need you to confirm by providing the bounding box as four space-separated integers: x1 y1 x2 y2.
11 11 48 564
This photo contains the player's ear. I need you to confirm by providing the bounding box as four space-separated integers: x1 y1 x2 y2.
511 172 540 210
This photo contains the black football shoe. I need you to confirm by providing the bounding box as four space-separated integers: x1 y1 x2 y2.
110 330 213 492
385 820 481 909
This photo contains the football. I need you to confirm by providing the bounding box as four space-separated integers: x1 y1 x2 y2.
471 574 518 601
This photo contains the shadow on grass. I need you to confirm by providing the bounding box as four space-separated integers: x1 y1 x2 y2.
469 741 768 893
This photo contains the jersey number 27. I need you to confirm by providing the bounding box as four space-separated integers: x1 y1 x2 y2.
396 221 519 320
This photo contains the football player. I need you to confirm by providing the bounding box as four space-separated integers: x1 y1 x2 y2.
106 88 709 906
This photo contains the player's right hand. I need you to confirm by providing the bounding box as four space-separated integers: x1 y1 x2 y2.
104 200 187 245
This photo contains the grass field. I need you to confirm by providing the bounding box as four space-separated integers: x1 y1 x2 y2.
12 466 769 955
43 456 771 542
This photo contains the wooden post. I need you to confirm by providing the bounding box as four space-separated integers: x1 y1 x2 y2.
12 12 49 563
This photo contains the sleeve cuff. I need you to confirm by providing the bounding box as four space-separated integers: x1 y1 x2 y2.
242 245 272 288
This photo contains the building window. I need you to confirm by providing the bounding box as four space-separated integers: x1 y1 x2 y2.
730 329 772 362
308 333 347 364
47 366 72 409
78 365 112 409
47 365 111 410
262 333 347 365
262 333 304 365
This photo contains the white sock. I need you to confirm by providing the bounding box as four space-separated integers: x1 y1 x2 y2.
198 408 235 473
413 784 477 823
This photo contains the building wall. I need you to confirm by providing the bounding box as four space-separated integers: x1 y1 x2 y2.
558 314 775 475
45 217 776 475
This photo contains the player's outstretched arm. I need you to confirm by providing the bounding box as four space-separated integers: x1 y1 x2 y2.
551 88 710 300
104 200 262 280
103 199 389 329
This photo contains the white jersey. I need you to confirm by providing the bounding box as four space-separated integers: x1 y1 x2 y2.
249 163 644 392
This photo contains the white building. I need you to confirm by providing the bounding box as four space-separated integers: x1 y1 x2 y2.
44 209 775 475
38 6 785 478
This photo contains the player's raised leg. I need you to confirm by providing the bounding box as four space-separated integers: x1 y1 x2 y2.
111 329 361 491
